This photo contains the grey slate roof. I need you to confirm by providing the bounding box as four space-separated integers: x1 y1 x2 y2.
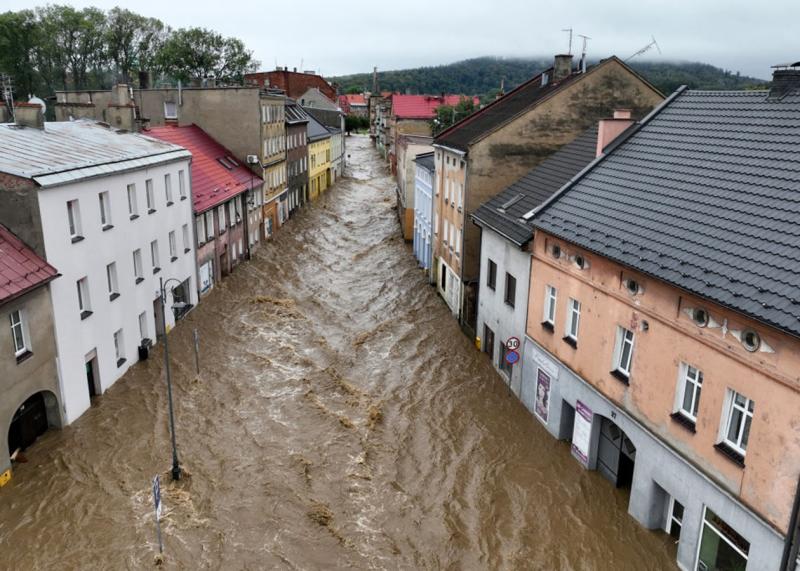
472 126 599 246
414 151 435 172
285 100 310 124
306 113 331 142
533 88 800 337
0 120 189 186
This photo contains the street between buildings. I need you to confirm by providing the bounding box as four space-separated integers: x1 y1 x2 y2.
0 135 675 569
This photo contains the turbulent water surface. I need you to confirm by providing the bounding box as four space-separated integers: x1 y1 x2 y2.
0 136 676 570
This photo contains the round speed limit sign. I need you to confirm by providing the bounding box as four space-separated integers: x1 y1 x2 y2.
506 336 521 351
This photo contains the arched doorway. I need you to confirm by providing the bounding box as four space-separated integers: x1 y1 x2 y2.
597 416 636 489
7 391 58 461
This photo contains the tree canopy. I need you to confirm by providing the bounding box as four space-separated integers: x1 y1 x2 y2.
0 5 259 97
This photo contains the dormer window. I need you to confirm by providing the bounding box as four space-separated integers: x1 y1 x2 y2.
692 308 709 327
625 279 641 295
741 330 761 352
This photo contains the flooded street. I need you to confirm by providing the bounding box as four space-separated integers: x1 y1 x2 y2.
1 135 676 570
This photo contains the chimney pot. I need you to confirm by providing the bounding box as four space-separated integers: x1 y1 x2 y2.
553 54 574 82
769 63 800 100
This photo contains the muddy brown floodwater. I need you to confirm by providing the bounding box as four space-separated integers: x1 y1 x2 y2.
0 135 677 570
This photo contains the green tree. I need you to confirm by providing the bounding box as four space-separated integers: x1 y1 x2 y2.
156 27 257 84
0 10 41 96
432 96 476 135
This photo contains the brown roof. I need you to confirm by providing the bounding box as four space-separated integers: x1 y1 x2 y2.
245 70 336 102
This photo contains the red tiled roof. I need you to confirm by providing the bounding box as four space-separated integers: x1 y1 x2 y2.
345 94 366 106
391 94 480 119
145 125 262 214
0 224 58 304
338 95 351 114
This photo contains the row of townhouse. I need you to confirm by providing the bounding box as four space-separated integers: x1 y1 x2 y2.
1 73 347 487
407 55 800 570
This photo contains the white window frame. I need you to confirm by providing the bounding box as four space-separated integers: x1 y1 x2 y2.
543 285 557 324
138 311 148 341
182 224 190 252
127 184 138 217
98 191 112 228
164 173 173 205
228 200 236 227
178 170 186 200
205 211 214 241
674 363 703 421
146 179 155 212
77 276 91 314
720 389 754 456
168 230 177 260
67 199 82 238
695 506 750 569
218 205 226 230
164 101 178 119
106 262 119 297
133 249 143 281
455 229 461 255
196 215 206 246
113 328 125 364
566 297 581 340
613 326 635 377
150 240 160 271
10 309 29 356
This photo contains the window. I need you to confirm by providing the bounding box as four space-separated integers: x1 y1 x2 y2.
697 507 749 570
182 224 190 253
675 363 703 422
138 311 148 342
440 261 447 291
178 170 187 200
164 101 177 119
127 184 139 218
67 199 82 240
169 231 177 261
113 328 126 367
164 174 173 205
205 211 214 240
565 298 581 342
721 390 754 456
10 310 29 357
486 259 497 290
613 326 635 379
455 229 461 255
106 262 119 300
150 240 160 273
434 212 439 235
98 191 112 229
196 215 206 245
665 498 684 541
504 273 516 307
228 201 236 227
543 285 557 325
133 249 143 283
218 205 226 232
443 219 449 245
146 179 155 213
77 277 92 319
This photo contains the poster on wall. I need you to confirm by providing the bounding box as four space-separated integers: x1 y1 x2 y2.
534 368 551 422
571 400 592 467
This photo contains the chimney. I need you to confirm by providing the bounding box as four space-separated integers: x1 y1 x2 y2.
596 109 633 156
113 84 131 106
553 54 573 82
293 67 297 72
769 62 800 100
15 102 45 129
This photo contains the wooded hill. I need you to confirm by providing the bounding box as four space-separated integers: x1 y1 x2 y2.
331 57 769 98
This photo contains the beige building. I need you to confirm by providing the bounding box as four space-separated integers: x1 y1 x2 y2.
432 55 663 332
395 134 433 240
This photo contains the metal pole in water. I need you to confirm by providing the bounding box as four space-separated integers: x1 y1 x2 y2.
160 277 181 481
193 328 200 375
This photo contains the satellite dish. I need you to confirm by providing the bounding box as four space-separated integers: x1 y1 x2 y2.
28 96 46 114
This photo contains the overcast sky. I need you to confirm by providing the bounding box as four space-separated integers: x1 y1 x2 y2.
4 0 797 79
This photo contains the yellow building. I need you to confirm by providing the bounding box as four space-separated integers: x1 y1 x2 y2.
307 115 331 200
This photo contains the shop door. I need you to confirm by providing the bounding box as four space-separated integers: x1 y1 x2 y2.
597 417 636 488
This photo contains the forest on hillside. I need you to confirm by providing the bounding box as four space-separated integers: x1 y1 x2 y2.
332 57 769 98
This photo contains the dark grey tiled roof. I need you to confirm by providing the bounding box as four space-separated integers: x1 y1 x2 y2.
472 126 599 246
414 151 435 172
307 113 331 142
285 100 310 124
533 89 800 337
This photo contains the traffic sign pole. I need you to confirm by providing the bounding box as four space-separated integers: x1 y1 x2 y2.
153 475 163 554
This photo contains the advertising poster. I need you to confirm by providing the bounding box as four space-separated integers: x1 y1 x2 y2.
571 400 592 467
534 368 551 422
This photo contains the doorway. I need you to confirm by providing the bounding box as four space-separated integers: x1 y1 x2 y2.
8 392 49 456
483 324 495 361
85 352 100 398
597 416 636 488
153 296 165 339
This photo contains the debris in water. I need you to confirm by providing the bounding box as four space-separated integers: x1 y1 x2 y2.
339 416 354 429
308 502 333 527
154 553 164 566
367 401 384 429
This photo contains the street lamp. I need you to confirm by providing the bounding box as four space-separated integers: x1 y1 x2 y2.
159 276 186 481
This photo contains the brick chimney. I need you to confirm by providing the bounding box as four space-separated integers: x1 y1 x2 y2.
14 102 44 129
596 109 634 156
553 54 574 82
768 62 800 100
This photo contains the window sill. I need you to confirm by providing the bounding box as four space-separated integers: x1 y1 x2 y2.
80 310 93 320
180 196 187 201
714 442 745 468
15 350 33 364
184 248 191 254
71 235 85 244
153 267 161 274
171 256 178 262
102 224 114 232
130 214 139 221
610 369 630 385
135 277 144 284
670 412 697 433
167 201 174 207
487 285 495 291
109 292 120 302
220 229 226 235
541 321 555 333
562 336 577 348
116 357 126 368
148 209 156 215
504 301 515 309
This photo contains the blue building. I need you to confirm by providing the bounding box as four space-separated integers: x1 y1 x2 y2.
412 152 435 271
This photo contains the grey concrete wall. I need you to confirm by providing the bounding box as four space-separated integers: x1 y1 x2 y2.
1 286 63 475
519 337 785 571
0 174 45 258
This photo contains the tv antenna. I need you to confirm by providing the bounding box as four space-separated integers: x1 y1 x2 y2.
577 34 591 72
0 73 14 121
561 28 573 55
627 36 662 61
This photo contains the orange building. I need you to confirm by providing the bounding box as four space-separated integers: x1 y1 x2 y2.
522 73 800 570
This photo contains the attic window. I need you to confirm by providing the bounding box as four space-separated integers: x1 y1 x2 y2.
217 157 234 170
741 330 761 352
625 279 641 295
574 255 587 270
498 194 524 213
692 308 709 327
550 244 562 259
225 155 238 167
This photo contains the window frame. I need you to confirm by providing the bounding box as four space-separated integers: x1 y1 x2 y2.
565 297 581 341
504 273 516 308
106 262 119 300
543 285 557 325
150 239 160 273
164 173 173 205
113 328 126 366
721 389 754 456
486 259 497 290
10 309 29 357
67 199 82 240
133 249 144 283
98 191 112 229
145 179 155 213
127 184 139 218
613 326 635 378
164 101 178 119
76 276 92 318
168 230 177 261
674 363 704 422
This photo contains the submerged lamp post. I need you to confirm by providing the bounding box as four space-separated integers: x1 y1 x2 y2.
159 276 188 481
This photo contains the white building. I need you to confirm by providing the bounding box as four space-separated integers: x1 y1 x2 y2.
328 127 344 181
412 152 434 271
471 127 599 393
0 113 197 424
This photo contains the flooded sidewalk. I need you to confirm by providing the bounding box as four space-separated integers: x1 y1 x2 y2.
0 135 675 569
